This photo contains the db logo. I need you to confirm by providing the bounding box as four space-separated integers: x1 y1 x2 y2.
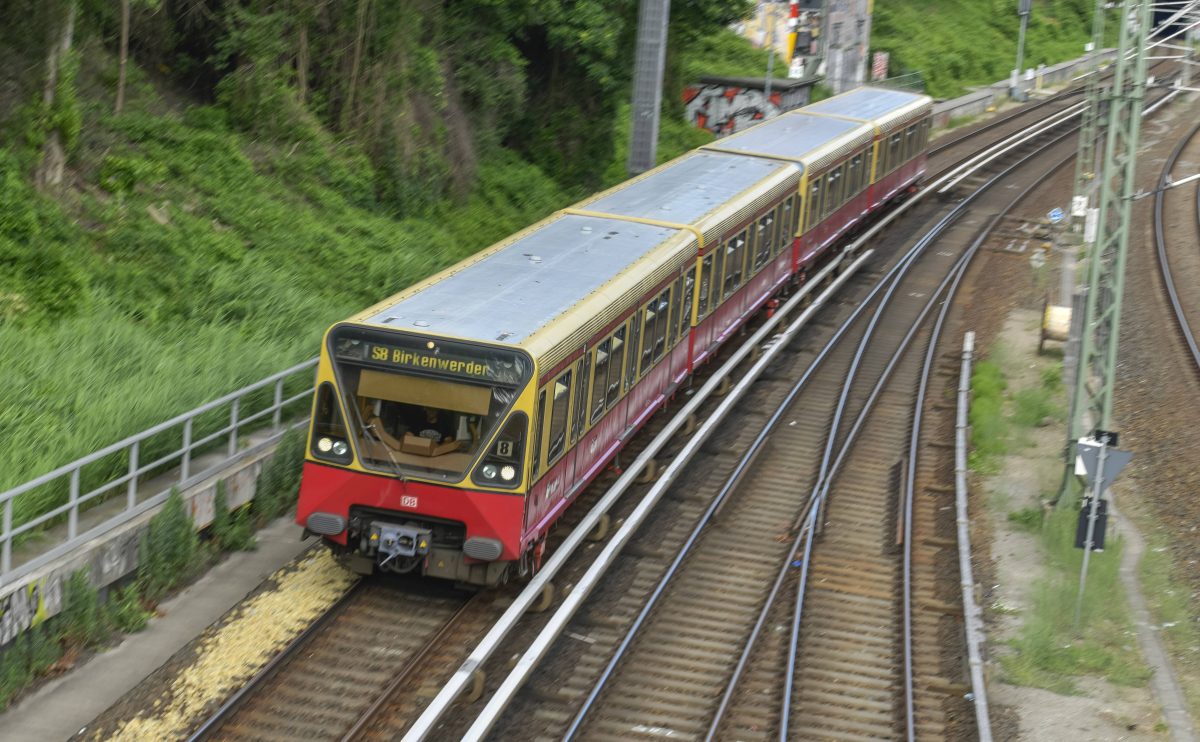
400 495 418 509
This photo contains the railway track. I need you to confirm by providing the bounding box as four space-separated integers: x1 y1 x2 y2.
436 105 1093 742
1153 119 1200 374
181 85 1174 742
187 579 481 742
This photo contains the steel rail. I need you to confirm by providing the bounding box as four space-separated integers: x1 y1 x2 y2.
1153 118 1200 373
777 120 1084 741
186 576 363 742
454 252 873 742
400 242 856 742
409 98 1095 742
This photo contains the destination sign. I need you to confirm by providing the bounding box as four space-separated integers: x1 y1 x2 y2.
331 327 532 387
367 343 490 379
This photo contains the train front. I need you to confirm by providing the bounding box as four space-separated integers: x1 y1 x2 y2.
296 323 535 586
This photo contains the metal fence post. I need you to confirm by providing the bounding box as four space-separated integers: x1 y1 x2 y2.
69 468 80 540
2 498 11 575
229 399 241 457
273 378 284 431
182 417 193 482
128 441 140 510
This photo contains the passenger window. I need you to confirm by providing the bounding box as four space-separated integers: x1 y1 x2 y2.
653 289 670 362
822 170 838 218
791 194 802 236
778 199 792 254
754 213 773 270
698 254 714 317
572 354 589 443
607 326 625 406
679 268 695 338
626 313 641 389
547 370 572 462
640 300 655 374
531 389 546 479
723 231 745 299
889 132 902 171
809 178 823 226
590 339 611 424
669 277 682 348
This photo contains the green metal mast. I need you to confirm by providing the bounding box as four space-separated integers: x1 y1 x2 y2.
1069 0 1109 230
1063 0 1152 485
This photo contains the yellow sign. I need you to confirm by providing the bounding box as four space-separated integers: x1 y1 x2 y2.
368 344 490 379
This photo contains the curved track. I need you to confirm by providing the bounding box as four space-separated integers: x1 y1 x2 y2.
473 110 1086 742
1153 119 1200 373
181 88 1128 742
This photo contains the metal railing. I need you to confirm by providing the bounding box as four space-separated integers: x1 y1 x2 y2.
0 358 319 588
956 331 992 741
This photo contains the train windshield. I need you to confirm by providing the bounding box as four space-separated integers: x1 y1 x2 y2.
325 327 533 481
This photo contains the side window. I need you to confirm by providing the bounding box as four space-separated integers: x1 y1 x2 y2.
669 277 682 348
698 254 714 317
791 194 802 236
640 296 658 375
849 154 862 196
809 177 823 226
607 326 626 406
723 230 746 299
822 170 836 218
889 132 902 172
679 267 695 338
531 389 546 480
653 288 670 362
778 198 793 255
626 313 641 389
590 338 611 424
571 353 589 443
754 212 773 270
547 370 572 463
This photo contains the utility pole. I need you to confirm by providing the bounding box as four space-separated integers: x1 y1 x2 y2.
627 0 671 176
1012 0 1033 100
1061 0 1152 501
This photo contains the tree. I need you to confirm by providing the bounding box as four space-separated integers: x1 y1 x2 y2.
115 0 162 115
36 0 77 192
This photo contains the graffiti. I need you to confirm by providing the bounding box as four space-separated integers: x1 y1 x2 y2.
0 575 63 645
684 85 783 136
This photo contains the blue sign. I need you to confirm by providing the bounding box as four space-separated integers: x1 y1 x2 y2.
1048 207 1065 224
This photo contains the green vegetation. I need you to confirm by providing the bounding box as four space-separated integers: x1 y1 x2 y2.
969 359 1009 471
138 489 200 602
1 0 757 526
1000 505 1151 692
212 482 256 552
1140 537 1200 719
250 428 306 524
874 0 1116 98
679 28 774 82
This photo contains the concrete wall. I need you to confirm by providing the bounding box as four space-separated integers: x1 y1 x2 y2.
932 50 1117 128
0 445 279 649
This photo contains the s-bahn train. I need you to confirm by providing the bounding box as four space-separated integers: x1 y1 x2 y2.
296 86 933 586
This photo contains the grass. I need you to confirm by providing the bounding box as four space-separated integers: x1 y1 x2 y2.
1139 536 1200 720
1000 505 1152 693
873 0 1115 98
969 359 1009 472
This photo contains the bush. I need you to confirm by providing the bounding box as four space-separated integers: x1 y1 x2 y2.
138 488 200 601
212 481 256 552
105 585 151 634
59 569 106 647
969 360 1008 470
251 427 306 523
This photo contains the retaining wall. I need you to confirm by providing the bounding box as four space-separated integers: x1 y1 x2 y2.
932 49 1116 128
0 446 279 649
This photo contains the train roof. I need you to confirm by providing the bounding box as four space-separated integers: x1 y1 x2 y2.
701 112 872 164
577 152 796 225
803 86 929 121
357 214 680 346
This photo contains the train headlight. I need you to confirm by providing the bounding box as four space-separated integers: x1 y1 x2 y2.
332 440 349 457
500 465 516 482
481 464 498 480
317 437 334 453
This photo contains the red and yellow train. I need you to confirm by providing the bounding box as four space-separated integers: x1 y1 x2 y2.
296 86 933 585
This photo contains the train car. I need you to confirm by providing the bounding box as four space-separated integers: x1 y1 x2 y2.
296 87 932 586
